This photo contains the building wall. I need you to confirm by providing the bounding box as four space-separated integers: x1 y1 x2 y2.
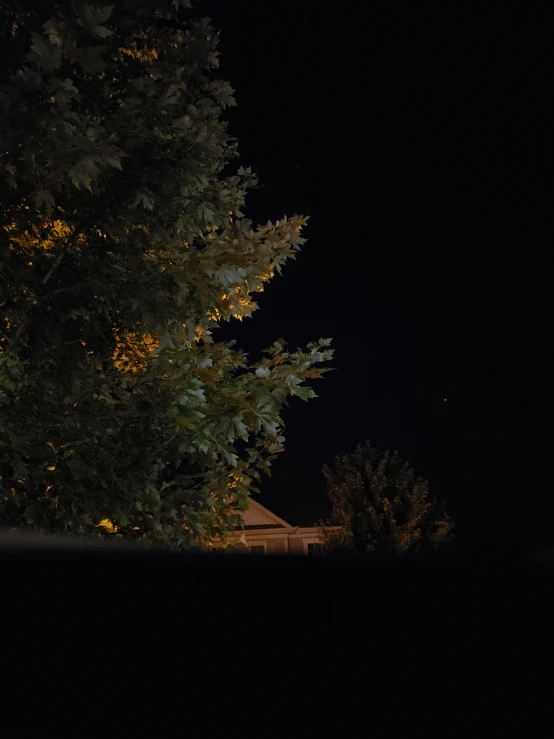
265 538 287 554
287 536 305 555
226 528 335 555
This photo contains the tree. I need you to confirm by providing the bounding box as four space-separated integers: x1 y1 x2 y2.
0 1 334 547
319 441 454 554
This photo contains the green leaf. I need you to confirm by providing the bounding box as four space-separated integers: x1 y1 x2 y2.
43 19 64 46
223 449 238 467
69 167 93 192
116 511 130 527
176 414 197 431
61 79 79 95
186 386 206 402
291 385 317 401
34 189 55 217
232 416 249 441
131 191 154 210
193 432 210 454
93 25 113 38
81 3 114 25
105 156 122 170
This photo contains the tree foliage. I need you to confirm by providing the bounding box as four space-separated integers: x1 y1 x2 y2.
0 1 333 547
320 441 454 554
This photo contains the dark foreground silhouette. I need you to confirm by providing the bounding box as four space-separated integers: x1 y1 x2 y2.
2 528 552 626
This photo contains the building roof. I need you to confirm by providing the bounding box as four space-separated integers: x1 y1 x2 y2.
240 498 294 530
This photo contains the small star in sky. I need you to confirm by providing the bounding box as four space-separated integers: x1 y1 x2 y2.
443 397 448 402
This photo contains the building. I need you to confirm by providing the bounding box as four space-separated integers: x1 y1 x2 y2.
212 498 336 555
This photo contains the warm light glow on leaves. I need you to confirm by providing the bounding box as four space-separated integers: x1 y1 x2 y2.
3 220 83 256
112 331 160 373
98 518 118 533
119 45 159 62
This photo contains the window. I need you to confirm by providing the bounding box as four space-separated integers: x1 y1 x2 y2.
307 542 322 556
250 545 265 555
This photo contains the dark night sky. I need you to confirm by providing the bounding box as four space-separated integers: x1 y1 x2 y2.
192 1 553 558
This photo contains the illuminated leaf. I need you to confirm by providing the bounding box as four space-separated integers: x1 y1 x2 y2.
105 156 122 170
223 449 238 467
291 385 317 401
43 19 64 46
197 369 216 387
232 416 249 441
